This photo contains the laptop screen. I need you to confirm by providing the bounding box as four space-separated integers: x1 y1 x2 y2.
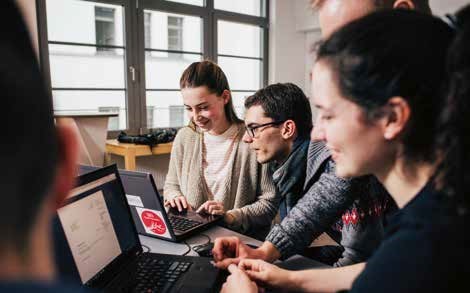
53 165 141 287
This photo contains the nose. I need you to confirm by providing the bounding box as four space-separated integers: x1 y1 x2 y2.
242 131 253 143
192 109 202 121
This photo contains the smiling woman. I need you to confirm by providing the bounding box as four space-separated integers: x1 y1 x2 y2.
162 61 279 239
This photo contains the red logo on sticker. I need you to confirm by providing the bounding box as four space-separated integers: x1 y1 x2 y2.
141 210 166 235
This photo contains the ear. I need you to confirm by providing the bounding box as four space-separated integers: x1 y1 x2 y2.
393 0 415 10
280 120 297 140
221 89 231 105
49 122 79 210
381 96 411 140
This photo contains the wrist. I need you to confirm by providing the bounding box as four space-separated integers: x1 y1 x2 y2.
258 241 281 263
224 212 236 225
285 269 301 291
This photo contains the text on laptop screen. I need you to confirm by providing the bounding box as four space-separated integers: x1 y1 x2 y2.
54 172 139 285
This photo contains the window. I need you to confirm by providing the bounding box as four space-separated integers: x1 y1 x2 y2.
144 11 202 128
214 0 265 17
217 20 264 118
95 6 116 53
40 0 128 132
169 105 184 127
144 12 152 49
37 0 269 135
167 16 183 53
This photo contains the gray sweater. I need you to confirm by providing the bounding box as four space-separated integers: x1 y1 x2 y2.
266 141 388 266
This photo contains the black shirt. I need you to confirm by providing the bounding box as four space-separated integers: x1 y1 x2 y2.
350 182 470 292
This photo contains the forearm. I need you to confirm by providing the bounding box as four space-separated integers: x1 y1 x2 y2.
291 262 365 293
266 170 355 259
163 176 184 200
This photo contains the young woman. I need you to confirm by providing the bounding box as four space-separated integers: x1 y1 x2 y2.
164 60 278 238
220 8 470 293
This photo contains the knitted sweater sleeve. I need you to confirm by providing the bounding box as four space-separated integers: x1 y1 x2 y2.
265 160 356 259
163 129 185 201
228 163 280 234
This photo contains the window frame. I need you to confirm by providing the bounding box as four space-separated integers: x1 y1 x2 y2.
36 0 269 137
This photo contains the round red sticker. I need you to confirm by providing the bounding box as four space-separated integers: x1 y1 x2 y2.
141 210 166 235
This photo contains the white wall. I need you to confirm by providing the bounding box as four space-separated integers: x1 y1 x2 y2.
270 0 470 121
268 0 307 93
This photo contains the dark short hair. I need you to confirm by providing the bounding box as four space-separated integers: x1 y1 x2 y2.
245 83 313 139
316 9 454 164
0 2 59 254
180 60 242 125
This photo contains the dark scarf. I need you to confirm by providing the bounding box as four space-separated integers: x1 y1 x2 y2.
271 138 310 219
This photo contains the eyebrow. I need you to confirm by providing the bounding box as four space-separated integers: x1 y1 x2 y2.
184 102 209 108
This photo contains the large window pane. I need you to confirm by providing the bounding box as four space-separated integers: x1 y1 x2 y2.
145 53 200 89
49 45 125 88
215 0 263 16
144 11 202 53
146 91 190 128
218 21 261 58
46 0 128 131
46 0 124 46
165 0 203 6
218 57 261 90
53 90 127 130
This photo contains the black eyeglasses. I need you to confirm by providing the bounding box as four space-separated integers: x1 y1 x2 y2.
245 121 286 138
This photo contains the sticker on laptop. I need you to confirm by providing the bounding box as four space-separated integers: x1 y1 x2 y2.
126 194 144 207
135 207 171 239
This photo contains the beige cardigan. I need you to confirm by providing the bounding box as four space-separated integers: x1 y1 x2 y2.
163 123 279 237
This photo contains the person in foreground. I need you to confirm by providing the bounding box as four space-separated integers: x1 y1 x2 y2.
0 1 84 292
163 61 278 238
221 8 470 293
213 83 389 267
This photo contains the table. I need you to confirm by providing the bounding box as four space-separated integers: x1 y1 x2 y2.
139 226 328 270
55 112 118 166
105 139 172 171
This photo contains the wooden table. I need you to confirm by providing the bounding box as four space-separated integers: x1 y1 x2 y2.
105 139 172 170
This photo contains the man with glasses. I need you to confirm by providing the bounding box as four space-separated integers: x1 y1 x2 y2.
213 83 389 268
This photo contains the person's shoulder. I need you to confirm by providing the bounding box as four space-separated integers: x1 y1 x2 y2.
173 126 199 145
175 125 197 137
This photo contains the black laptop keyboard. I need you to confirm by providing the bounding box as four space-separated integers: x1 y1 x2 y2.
169 216 203 231
132 256 192 292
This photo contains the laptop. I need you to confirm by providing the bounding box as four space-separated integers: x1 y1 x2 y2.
54 164 222 292
78 165 222 242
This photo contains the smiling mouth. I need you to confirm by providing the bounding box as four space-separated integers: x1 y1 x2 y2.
196 120 209 127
